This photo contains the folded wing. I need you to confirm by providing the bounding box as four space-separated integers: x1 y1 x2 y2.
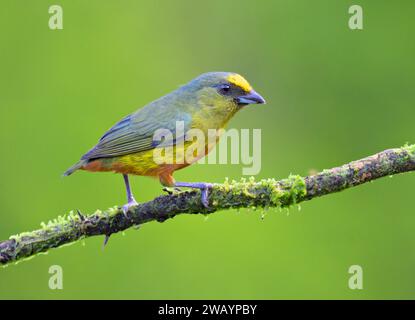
82 107 192 160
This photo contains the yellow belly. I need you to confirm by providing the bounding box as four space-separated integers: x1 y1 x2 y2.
84 138 217 177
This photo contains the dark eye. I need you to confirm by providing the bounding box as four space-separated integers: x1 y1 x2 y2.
218 84 231 96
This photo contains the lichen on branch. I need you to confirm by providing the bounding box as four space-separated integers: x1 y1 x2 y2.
1 144 414 266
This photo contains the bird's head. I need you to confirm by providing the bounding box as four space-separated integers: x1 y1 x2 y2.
183 72 266 113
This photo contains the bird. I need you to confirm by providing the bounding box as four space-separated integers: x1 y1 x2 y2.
64 72 266 213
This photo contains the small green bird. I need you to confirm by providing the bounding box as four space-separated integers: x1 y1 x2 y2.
64 72 265 212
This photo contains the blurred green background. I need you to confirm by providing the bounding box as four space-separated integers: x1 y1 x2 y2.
1 0 414 299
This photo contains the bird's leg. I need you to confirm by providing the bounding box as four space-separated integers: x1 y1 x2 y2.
122 174 138 216
159 173 212 208
174 182 213 208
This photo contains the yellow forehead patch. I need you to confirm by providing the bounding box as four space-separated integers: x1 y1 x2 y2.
227 74 252 92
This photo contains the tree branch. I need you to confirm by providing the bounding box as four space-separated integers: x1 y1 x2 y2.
1 144 415 266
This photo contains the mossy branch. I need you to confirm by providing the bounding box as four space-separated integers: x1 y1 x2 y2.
1 144 415 266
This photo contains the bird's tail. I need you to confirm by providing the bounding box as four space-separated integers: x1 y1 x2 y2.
63 160 87 176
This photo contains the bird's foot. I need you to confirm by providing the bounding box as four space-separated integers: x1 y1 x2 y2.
162 187 182 195
174 182 213 208
122 198 138 217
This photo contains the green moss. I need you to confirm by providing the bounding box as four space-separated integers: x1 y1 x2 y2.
212 175 306 210
2 207 99 265
402 143 415 157
278 174 307 206
259 178 283 206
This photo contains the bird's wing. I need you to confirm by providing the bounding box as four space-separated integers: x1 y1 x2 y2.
81 108 192 160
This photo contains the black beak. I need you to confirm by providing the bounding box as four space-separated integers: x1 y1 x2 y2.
236 90 266 106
